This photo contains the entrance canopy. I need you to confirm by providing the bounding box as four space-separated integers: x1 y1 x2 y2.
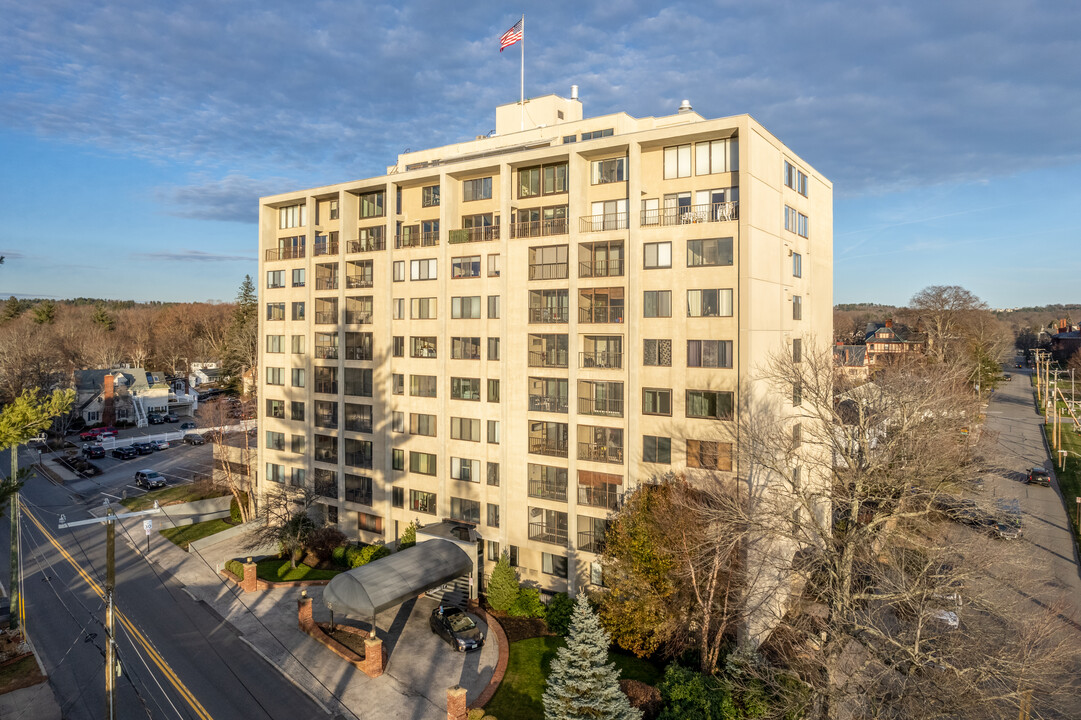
323 539 473 618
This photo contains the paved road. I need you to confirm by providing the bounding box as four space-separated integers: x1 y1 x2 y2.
2 445 329 720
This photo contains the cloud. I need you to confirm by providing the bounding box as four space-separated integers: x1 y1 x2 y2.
0 0 1078 195
133 249 254 263
0 250 26 260
157 173 296 223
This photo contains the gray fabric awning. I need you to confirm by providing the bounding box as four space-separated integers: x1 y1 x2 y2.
323 539 473 617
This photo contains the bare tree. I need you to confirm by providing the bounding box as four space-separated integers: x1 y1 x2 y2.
909 285 988 364
204 397 257 523
246 484 320 568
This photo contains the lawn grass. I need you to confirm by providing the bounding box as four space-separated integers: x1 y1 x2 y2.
254 558 342 582
0 654 44 694
159 518 234 550
1047 425 1081 544
120 484 227 512
484 635 662 720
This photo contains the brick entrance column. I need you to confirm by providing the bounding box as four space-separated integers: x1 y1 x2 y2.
362 637 384 678
446 686 468 720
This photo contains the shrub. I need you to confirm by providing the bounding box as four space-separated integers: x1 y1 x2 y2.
620 679 663 720
467 710 486 720
344 543 392 569
229 492 249 523
225 559 245 580
508 586 546 618
486 551 519 612
331 545 348 567
399 520 417 550
545 592 574 634
307 526 347 563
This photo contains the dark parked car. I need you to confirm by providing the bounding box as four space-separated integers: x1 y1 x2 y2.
83 445 106 459
183 433 205 446
134 470 166 489
111 447 138 460
1026 468 1051 487
79 426 117 441
180 421 197 430
1003 373 1012 381
132 442 155 455
164 413 179 423
429 606 484 652
990 498 1023 540
147 413 165 425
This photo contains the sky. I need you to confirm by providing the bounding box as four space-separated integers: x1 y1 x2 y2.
0 0 1077 307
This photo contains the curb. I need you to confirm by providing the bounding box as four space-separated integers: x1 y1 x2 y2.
1033 387 1081 581
467 607 509 710
237 636 333 716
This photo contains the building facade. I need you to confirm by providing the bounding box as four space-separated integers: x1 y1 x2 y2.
257 94 832 596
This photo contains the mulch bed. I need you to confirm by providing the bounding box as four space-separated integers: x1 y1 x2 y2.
485 612 551 643
325 627 368 658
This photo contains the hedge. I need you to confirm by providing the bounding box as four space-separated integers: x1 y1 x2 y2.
226 559 245 580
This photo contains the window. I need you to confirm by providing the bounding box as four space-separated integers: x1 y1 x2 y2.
487 419 500 444
590 561 605 587
344 368 372 396
290 434 305 453
451 255 481 279
392 298 404 320
487 503 500 528
410 258 437 280
392 449 404 471
696 138 738 175
410 452 437 476
542 553 568 578
687 440 733 470
292 268 306 287
291 368 305 388
792 423 802 449
792 295 803 321
279 203 307 229
291 335 305 354
644 242 671 269
392 374 404 395
451 457 480 482
686 390 735 420
687 289 732 318
451 377 481 401
793 381 802 406
528 244 569 281
266 463 285 483
793 252 802 278
359 190 384 218
292 302 305 321
393 261 405 282
488 254 501 277
392 411 405 433
450 497 480 524
410 489 437 514
519 163 568 197
266 335 284 353
410 336 437 358
663 144 692 179
290 401 305 421
487 379 500 403
487 462 500 486
451 337 481 360
266 367 284 386
267 270 285 289
422 184 440 207
643 291 672 318
410 375 437 398
266 399 285 419
784 160 808 196
462 177 493 202
451 417 481 442
410 297 437 320
392 486 404 508
290 467 305 487
392 336 404 357
345 331 372 361
687 238 734 267
508 545 519 567
266 303 285 321
487 541 500 562
410 413 437 437
488 337 500 361
344 403 372 433
643 339 672 366
642 388 672 416
487 295 500 319
581 128 613 141
792 338 802 363
314 400 338 428
784 206 809 238
265 431 285 451
563 134 577 144
451 296 482 319
687 340 733 368
314 366 338 394
643 435 671 464
590 157 626 184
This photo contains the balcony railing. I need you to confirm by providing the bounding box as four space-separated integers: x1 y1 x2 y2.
449 226 500 244
510 217 569 239
344 347 372 361
578 396 624 417
315 277 339 291
345 275 373 289
641 201 739 227
345 418 373 433
314 346 339 360
315 415 338 430
347 235 385 253
529 307 569 323
579 212 628 233
314 481 338 499
344 488 373 506
578 441 624 464
577 531 606 555
578 486 622 511
528 263 569 281
395 231 440 249
528 394 569 413
529 436 568 458
579 306 624 324
313 448 338 464
528 479 568 502
528 522 568 546
344 452 372 469
579 259 624 278
528 350 569 368
314 312 338 325
344 311 373 325
313 239 339 256
265 246 305 262
580 351 622 369
314 381 338 395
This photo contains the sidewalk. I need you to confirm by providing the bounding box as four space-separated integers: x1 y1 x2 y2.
114 507 497 720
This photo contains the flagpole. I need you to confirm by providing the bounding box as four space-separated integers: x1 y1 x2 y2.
520 15 525 131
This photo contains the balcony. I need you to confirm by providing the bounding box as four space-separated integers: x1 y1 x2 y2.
265 246 305 262
528 394 569 413
315 346 339 360
315 277 339 291
528 307 569 323
347 235 385 253
448 226 500 244
314 480 339 499
344 487 373 506
313 239 339 256
529 350 568 368
577 531 606 555
641 200 739 227
345 451 372 469
314 312 337 325
395 231 440 249
528 263 569 281
578 485 621 511
344 311 373 325
579 306 624 324
578 396 624 417
529 436 568 458
579 352 622 369
579 259 624 278
314 448 338 464
579 212 628 233
314 381 338 395
528 522 568 546
510 217 569 239
578 441 624 464
528 479 568 502
345 275 373 289
344 346 372 362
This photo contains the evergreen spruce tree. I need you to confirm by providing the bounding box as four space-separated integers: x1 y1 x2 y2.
32 300 56 325
223 275 259 393
0 296 21 323
543 593 642 720
486 550 520 612
91 303 115 331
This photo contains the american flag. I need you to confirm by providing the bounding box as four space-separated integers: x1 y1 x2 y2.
499 18 523 52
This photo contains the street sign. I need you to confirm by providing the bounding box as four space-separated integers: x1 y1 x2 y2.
143 519 153 535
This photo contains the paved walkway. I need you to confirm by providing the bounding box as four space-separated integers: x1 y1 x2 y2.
115 507 498 720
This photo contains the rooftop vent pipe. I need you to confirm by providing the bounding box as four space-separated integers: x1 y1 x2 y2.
678 99 693 113
571 85 579 100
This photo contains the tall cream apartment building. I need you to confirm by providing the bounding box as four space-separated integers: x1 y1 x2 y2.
257 93 832 596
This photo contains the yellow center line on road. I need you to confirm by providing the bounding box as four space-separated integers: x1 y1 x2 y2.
25 507 214 720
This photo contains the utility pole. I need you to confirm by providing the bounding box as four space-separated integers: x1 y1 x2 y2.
8 442 20 636
59 503 161 720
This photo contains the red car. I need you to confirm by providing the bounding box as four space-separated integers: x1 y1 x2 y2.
79 426 117 441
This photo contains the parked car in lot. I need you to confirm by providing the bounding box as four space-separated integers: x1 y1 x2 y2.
111 447 138 460
180 421 197 430
429 606 484 652
1003 373 1012 381
79 426 117 441
134 470 166 489
83 445 106 459
183 433 205 445
990 498 1023 539
153 440 170 450
132 442 155 455
164 413 179 423
1026 467 1051 487
147 413 165 425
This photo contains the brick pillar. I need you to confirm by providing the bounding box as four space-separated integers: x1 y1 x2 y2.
362 637 384 678
241 562 258 593
298 596 314 632
446 686 468 720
